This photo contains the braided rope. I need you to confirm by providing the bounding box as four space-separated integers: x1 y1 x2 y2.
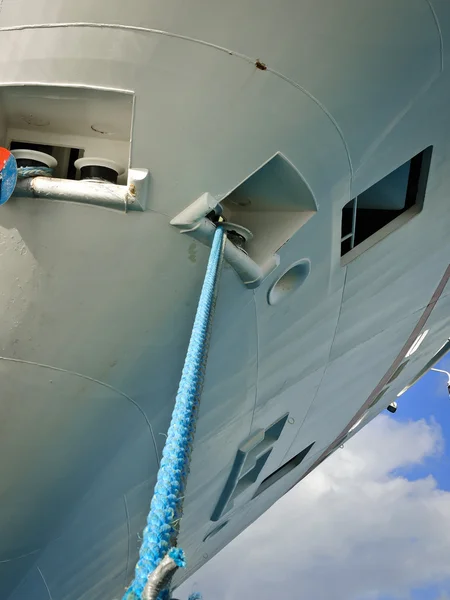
16 166 53 179
123 226 226 600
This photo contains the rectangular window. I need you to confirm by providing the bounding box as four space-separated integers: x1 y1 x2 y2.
341 147 432 259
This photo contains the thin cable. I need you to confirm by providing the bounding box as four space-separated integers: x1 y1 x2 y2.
431 367 450 384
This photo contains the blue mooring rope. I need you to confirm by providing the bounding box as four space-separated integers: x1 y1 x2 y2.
123 225 226 600
16 166 53 179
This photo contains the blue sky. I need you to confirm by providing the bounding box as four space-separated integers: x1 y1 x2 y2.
393 357 450 494
178 354 450 600
389 354 450 600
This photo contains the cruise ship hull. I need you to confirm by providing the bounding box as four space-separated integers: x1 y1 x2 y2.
0 1 449 598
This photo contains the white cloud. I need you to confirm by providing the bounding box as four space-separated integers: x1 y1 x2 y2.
177 415 450 600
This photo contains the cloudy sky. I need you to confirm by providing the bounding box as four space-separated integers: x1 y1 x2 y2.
178 354 450 600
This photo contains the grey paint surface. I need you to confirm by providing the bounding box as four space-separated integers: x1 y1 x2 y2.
0 1 449 598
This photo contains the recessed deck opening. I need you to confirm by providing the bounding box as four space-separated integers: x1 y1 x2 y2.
253 441 315 498
0 85 134 185
203 520 229 542
211 414 289 521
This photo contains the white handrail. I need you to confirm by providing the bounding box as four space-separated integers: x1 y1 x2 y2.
431 367 450 384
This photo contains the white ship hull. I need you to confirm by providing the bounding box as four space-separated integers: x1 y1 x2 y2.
0 1 449 598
